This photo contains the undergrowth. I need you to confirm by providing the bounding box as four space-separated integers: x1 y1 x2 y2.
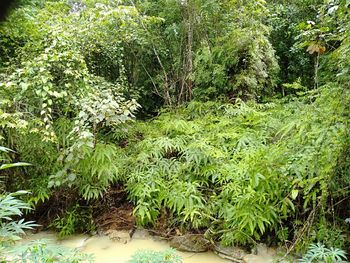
115 85 350 250
299 243 347 263
1 0 349 258
3 85 349 253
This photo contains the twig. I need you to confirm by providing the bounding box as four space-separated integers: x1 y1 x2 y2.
280 202 321 261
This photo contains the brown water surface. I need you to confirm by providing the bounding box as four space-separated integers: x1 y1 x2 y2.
19 231 281 263
21 231 231 263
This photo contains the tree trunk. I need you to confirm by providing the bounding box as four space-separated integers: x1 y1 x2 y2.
178 0 194 103
314 52 320 89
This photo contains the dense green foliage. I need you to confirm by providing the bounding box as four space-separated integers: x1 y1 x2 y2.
0 191 93 263
0 191 36 247
267 0 322 88
0 147 92 262
8 240 93 263
0 0 349 259
0 146 36 255
194 1 279 100
0 0 141 204
120 87 349 246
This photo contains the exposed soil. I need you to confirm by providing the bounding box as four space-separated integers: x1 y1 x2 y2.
95 204 135 232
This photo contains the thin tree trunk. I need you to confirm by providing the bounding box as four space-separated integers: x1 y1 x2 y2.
314 52 320 89
187 5 193 101
179 0 194 103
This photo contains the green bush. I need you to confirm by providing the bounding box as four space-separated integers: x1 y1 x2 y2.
300 243 347 263
0 0 141 202
0 0 349 255
194 27 279 100
50 204 95 238
8 239 94 263
119 86 349 247
0 191 37 248
0 147 93 262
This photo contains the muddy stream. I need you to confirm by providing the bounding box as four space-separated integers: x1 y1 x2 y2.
17 230 278 263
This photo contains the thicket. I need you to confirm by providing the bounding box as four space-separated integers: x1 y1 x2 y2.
0 0 349 258
0 147 92 262
119 86 350 249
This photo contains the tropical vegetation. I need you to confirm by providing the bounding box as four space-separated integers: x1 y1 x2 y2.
0 0 349 261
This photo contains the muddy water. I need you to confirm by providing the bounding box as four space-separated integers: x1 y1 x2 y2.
20 231 231 263
20 231 278 263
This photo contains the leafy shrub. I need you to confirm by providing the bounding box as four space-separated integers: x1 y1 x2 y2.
50 204 95 238
310 219 347 252
0 0 349 254
0 191 37 247
0 0 141 204
0 147 92 262
8 239 94 263
193 0 279 100
194 28 279 100
299 243 347 263
120 85 350 247
49 142 123 201
129 249 182 263
0 147 36 250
